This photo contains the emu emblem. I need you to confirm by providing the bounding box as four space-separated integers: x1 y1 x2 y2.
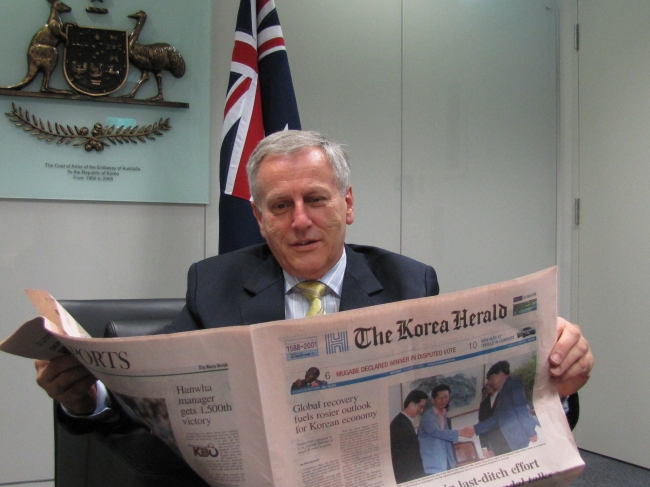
63 24 128 96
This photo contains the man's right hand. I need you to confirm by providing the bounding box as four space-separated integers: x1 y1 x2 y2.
459 426 475 438
35 354 98 415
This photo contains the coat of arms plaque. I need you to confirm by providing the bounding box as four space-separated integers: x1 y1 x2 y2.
63 24 129 96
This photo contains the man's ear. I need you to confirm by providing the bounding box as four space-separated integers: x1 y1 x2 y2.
345 187 355 225
251 202 266 237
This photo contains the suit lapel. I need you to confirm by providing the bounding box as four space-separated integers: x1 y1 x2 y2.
339 245 383 311
238 245 384 322
240 255 285 325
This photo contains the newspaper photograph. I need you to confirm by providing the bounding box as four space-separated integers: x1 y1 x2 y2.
1 267 584 487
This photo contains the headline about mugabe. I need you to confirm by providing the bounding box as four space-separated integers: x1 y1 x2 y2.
60 302 509 373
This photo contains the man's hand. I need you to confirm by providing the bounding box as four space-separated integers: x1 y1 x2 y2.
35 354 98 415
459 426 475 438
550 317 593 397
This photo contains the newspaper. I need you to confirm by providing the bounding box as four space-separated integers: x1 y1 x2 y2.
1 267 583 487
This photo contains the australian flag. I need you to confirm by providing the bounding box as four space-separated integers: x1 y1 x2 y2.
219 0 301 254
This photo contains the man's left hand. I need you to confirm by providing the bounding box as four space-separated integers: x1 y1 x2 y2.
549 317 593 396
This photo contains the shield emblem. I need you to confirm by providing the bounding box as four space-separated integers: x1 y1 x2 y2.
63 25 129 96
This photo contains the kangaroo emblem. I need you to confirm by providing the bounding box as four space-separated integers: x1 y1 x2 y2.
4 0 74 94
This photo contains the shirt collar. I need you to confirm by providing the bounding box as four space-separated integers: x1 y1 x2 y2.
284 248 347 297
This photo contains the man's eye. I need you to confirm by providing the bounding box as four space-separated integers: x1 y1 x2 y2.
272 202 289 211
307 197 326 204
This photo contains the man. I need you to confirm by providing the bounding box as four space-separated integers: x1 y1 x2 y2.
477 383 510 457
468 361 538 453
291 366 327 391
390 389 428 483
418 385 473 474
34 131 593 439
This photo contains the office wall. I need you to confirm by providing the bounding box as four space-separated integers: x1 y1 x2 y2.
0 205 206 486
0 1 559 484
401 0 558 292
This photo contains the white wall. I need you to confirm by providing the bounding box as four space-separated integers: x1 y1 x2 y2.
401 0 558 293
0 203 206 485
0 1 560 484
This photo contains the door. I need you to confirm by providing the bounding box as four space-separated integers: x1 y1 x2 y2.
576 0 650 468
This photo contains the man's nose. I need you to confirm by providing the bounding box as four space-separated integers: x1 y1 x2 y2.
292 202 312 229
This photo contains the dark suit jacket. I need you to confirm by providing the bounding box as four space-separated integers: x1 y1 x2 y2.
390 412 425 484
165 243 439 333
477 395 510 455
474 376 537 452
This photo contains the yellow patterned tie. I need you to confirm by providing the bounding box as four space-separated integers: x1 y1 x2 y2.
295 281 328 317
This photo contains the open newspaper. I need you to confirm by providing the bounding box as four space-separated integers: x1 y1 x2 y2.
2 267 584 487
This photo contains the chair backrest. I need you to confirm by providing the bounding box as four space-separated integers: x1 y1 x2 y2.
59 298 185 338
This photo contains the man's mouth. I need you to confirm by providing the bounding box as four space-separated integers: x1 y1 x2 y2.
293 240 318 247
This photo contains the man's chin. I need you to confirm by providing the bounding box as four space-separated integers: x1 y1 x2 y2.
285 259 328 280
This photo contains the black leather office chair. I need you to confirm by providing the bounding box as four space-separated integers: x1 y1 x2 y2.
55 298 209 487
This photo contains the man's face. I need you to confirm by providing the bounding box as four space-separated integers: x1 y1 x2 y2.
432 390 450 410
487 371 507 391
252 147 354 280
404 399 427 418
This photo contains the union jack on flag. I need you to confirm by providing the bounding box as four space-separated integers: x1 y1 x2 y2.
219 0 301 254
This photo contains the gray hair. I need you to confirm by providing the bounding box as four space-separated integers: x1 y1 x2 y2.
246 130 351 204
